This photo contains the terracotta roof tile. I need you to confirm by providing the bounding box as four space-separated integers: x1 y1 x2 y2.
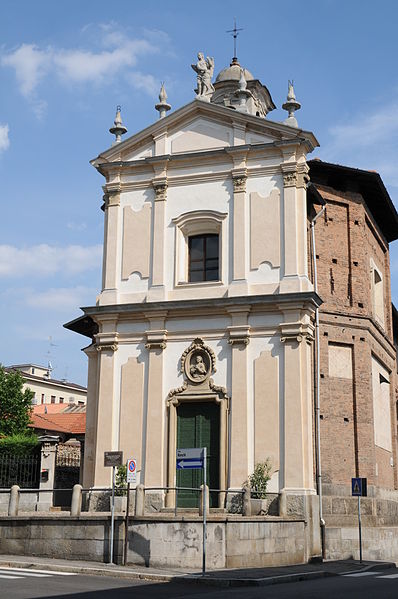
29 412 86 435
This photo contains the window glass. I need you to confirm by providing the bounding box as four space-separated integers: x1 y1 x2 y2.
188 234 219 282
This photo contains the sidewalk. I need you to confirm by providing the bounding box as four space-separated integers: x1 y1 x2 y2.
0 554 396 587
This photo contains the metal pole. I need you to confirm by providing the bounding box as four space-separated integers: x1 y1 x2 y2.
123 482 130 566
110 465 115 564
202 447 207 576
310 204 326 558
358 495 362 563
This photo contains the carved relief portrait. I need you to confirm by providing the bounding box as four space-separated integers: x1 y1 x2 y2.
181 337 216 385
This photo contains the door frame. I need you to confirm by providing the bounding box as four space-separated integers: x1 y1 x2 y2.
166 392 229 509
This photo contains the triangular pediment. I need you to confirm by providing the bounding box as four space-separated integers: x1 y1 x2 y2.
91 100 318 166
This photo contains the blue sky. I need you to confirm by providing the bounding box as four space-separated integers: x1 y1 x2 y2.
1 0 398 385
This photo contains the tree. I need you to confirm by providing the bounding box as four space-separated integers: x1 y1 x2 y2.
0 365 34 436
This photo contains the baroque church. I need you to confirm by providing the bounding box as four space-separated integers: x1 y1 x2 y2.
66 48 398 554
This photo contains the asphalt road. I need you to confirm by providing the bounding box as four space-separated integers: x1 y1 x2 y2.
2 566 398 598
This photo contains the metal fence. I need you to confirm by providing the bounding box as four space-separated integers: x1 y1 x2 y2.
56 452 80 467
0 453 40 489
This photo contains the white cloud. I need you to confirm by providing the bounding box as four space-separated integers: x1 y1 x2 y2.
0 244 102 277
0 123 9 151
321 100 398 194
328 104 398 151
1 44 50 96
1 25 164 107
25 285 96 311
126 71 158 96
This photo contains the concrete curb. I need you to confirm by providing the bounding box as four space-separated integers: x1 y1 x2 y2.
0 558 394 588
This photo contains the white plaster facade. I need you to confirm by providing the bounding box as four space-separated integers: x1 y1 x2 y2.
6 364 87 406
67 63 321 510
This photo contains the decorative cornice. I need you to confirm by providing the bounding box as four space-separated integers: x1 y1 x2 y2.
167 381 188 399
145 329 167 350
209 378 229 400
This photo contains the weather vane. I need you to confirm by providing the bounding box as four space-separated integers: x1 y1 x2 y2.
226 18 243 61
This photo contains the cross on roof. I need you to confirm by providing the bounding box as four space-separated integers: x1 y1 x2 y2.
226 18 243 61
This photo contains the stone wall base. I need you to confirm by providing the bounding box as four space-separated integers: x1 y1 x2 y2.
326 526 398 562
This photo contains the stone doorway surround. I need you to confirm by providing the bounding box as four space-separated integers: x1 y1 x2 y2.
165 338 229 509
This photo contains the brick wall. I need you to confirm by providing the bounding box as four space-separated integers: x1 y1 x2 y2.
309 182 398 491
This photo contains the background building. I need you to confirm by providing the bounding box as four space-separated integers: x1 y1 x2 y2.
5 363 87 406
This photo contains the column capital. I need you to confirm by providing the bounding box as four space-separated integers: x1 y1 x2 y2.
96 343 118 352
145 329 167 351
232 172 247 193
228 325 250 346
152 179 168 201
95 331 119 352
279 321 314 344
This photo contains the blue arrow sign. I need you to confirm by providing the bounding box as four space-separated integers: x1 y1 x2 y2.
177 459 204 469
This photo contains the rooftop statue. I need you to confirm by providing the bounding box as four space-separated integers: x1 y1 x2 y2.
191 52 215 101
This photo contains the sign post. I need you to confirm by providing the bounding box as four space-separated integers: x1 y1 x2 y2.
104 451 123 564
176 447 206 574
124 459 138 566
352 477 367 563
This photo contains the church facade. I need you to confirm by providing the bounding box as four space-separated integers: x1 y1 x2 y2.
66 52 398 529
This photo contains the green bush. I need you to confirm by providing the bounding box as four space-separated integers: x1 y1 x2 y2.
0 432 40 456
247 459 272 499
115 464 127 496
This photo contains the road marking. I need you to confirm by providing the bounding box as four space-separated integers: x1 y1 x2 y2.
0 569 51 577
0 567 77 576
343 571 383 577
376 574 398 579
0 574 21 579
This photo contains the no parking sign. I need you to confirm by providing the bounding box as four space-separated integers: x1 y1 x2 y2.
127 458 137 484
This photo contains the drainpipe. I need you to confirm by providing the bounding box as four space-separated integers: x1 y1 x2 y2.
310 199 326 559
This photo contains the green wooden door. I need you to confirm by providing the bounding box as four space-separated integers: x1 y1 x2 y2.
176 402 220 508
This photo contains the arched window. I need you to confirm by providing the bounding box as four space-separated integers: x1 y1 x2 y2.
371 260 384 328
172 210 227 286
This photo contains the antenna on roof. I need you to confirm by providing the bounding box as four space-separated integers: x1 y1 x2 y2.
226 18 243 63
45 336 57 379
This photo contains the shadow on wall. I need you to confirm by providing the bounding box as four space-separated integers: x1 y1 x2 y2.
127 530 151 567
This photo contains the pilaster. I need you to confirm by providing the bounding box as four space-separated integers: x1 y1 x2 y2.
148 158 169 301
227 147 249 297
279 308 315 494
144 311 168 487
82 344 99 489
279 160 312 293
227 306 251 488
91 322 119 487
100 187 121 305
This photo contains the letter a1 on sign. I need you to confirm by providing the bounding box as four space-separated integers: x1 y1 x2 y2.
127 459 137 484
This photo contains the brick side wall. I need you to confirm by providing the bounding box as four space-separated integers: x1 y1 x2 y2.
309 183 398 491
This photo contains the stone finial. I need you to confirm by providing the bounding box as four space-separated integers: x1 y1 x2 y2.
234 68 251 113
155 82 171 119
109 105 128 144
282 80 301 128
